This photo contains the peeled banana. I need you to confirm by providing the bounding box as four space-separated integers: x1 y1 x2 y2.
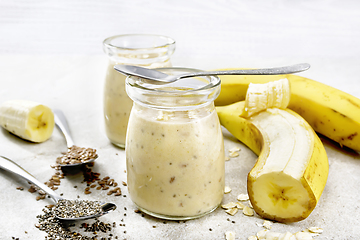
0 100 55 142
216 80 329 223
215 72 360 151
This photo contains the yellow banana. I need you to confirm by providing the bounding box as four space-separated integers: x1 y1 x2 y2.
215 73 360 151
216 101 329 223
0 100 55 142
216 79 328 223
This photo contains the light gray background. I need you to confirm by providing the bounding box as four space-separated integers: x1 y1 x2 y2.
0 0 359 239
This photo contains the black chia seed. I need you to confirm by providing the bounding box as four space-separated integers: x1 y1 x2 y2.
52 199 102 219
36 202 117 239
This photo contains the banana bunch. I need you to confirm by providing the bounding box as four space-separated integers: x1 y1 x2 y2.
0 100 55 142
215 72 360 151
216 79 329 222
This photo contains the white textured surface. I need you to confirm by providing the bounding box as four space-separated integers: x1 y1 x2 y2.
0 0 360 239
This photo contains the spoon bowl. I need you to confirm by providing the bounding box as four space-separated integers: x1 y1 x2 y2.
114 63 311 84
53 109 98 168
0 155 116 222
55 201 117 222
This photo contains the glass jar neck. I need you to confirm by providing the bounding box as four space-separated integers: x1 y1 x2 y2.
103 34 175 66
107 58 172 68
126 68 221 111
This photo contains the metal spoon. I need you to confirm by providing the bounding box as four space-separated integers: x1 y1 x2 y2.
0 155 116 222
114 63 310 84
53 109 97 168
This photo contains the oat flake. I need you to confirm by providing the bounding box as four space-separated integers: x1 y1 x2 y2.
225 208 238 216
225 231 236 240
237 193 249 201
224 186 232 193
243 206 254 216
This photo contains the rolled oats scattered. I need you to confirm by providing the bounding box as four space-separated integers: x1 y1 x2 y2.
225 208 238 216
251 227 322 240
307 227 323 234
228 146 241 158
265 231 282 239
256 229 269 239
279 232 295 240
242 206 254 216
237 193 249 201
263 220 272 230
229 147 241 152
294 231 314 240
221 202 237 209
229 151 239 158
248 236 257 240
224 186 232 193
235 202 245 210
225 231 236 240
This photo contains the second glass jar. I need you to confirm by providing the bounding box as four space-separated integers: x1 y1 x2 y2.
103 34 175 148
125 68 225 220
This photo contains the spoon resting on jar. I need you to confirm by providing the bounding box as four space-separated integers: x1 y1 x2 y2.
114 63 310 84
0 155 116 222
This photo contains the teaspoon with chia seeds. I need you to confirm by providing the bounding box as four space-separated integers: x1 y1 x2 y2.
0 155 116 222
114 63 310 84
53 109 98 168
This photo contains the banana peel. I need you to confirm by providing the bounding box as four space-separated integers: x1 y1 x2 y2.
217 101 329 222
215 72 360 151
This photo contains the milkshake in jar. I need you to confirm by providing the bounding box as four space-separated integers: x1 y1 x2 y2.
103 34 175 148
125 68 225 220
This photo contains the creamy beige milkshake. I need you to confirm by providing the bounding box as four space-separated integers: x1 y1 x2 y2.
103 61 173 147
103 63 133 147
102 34 175 148
126 104 225 219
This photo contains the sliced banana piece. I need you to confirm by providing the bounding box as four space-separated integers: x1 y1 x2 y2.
0 100 55 142
243 78 290 117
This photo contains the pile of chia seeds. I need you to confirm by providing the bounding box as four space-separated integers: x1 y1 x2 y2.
36 200 118 239
52 199 102 219
14 150 125 239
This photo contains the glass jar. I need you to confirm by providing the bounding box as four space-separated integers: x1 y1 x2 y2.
125 68 225 220
103 34 176 148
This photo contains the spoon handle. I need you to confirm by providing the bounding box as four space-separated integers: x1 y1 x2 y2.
53 109 75 148
0 155 62 202
179 63 310 79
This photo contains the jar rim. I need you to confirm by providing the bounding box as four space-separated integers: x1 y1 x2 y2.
126 67 221 93
125 67 221 110
103 34 176 51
